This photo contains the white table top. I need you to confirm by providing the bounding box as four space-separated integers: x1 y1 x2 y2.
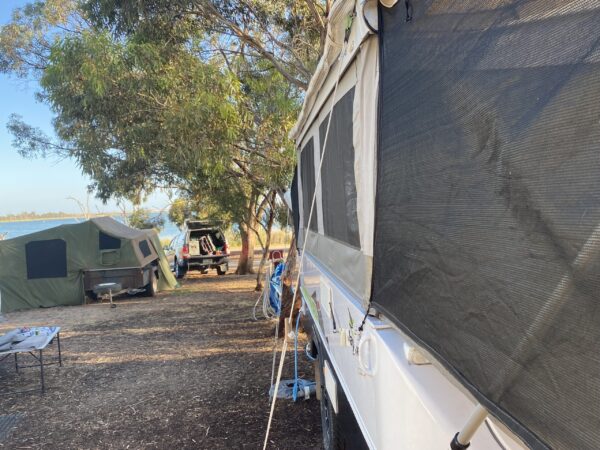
0 327 61 354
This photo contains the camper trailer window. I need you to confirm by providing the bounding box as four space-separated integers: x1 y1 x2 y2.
99 232 121 250
291 167 300 240
300 138 318 232
25 239 67 279
138 239 152 258
319 88 360 248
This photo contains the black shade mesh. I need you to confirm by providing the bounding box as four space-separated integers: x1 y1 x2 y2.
25 239 67 279
99 231 121 250
291 166 301 242
139 239 152 258
300 138 318 232
372 2 600 449
320 88 360 248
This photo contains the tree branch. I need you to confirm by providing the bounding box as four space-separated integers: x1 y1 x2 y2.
187 3 308 90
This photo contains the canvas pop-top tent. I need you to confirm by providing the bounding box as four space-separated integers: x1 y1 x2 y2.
289 1 600 449
0 217 177 312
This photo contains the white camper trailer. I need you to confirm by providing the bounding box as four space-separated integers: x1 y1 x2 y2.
291 1 600 449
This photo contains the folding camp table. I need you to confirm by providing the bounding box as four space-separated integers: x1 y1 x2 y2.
0 327 62 395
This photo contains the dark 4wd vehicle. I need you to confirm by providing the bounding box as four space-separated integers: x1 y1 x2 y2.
165 221 230 279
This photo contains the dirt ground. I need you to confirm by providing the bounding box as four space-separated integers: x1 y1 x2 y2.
0 269 322 449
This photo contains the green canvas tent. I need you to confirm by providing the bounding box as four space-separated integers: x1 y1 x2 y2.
0 217 177 313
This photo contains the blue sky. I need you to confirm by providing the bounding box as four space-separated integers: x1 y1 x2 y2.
0 1 170 215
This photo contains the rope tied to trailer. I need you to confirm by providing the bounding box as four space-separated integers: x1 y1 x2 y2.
262 35 350 450
357 303 372 333
264 291 316 402
292 305 303 402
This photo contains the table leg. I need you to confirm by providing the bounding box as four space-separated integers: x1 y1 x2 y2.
14 353 18 373
39 350 45 395
57 332 63 367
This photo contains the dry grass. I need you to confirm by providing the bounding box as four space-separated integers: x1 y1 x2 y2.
0 269 321 449
224 229 292 249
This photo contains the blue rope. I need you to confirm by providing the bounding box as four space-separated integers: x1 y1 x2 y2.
292 308 302 402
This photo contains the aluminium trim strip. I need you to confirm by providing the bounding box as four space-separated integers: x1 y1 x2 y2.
302 252 377 450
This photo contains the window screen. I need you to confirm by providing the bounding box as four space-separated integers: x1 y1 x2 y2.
25 239 67 279
319 88 360 248
290 166 301 242
300 138 318 232
373 3 600 449
139 239 152 258
99 231 121 250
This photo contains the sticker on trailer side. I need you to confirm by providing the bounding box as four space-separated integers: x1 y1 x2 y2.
301 286 319 323
324 360 338 413
320 279 332 319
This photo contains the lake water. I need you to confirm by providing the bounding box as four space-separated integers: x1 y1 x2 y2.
0 214 180 241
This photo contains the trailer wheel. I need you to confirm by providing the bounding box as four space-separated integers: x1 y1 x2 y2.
145 269 158 297
318 357 342 449
321 388 336 449
216 263 228 276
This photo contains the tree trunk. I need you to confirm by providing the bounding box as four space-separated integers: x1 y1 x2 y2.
278 237 299 337
255 192 277 291
235 196 257 275
236 222 256 275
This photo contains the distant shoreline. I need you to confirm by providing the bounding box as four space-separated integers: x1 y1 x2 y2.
0 213 121 223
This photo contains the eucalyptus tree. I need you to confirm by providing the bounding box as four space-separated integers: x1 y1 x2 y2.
7 29 241 199
2 0 326 275
80 0 326 274
83 0 328 89
0 0 83 77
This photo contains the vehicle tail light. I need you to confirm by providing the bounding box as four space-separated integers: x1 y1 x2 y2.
223 242 230 255
182 244 190 259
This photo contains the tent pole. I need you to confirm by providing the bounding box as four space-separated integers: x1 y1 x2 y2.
451 404 488 449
